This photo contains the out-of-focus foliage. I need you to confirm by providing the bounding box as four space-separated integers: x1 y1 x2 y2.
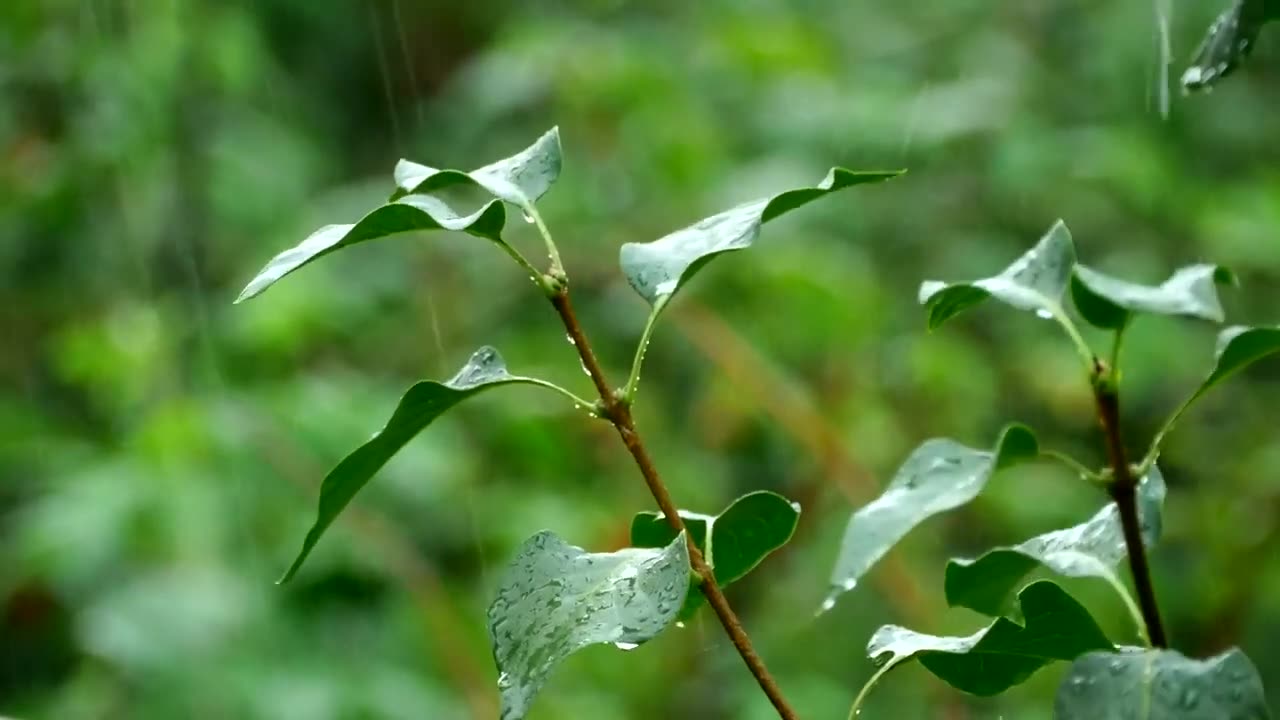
2 0 1278 718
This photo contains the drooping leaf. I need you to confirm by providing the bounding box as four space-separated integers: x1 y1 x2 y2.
864 581 1112 698
487 530 689 720
946 466 1166 618
630 491 800 619
825 424 1037 609
619 168 902 308
237 129 559 303
1069 264 1236 330
1181 0 1276 93
280 347 559 582
237 196 507 302
393 126 561 205
1056 647 1271 719
920 220 1075 329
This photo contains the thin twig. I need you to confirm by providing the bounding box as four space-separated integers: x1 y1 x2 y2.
1092 365 1168 648
549 289 800 720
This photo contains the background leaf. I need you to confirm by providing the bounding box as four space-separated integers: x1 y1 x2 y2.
280 347 557 582
1182 0 1275 92
1069 265 1235 330
946 466 1166 618
487 530 689 720
919 221 1075 329
236 195 508 302
865 581 1112 697
630 490 800 618
393 127 561 205
619 168 901 307
825 424 1037 609
1056 647 1271 719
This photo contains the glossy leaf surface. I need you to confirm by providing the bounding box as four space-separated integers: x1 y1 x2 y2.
487 531 689 720
825 424 1037 609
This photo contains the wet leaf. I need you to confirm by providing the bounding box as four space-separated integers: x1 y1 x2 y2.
487 530 689 720
1056 647 1271 719
946 466 1166 617
1181 0 1275 93
630 491 800 618
237 129 559 303
1193 326 1280 403
920 220 1075 329
393 127 561 205
1070 264 1235 330
1148 326 1280 458
865 581 1112 697
280 347 557 582
236 196 507 302
825 425 1037 609
619 168 901 308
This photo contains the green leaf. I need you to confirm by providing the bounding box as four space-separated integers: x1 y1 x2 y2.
1182 0 1275 93
393 126 561 205
236 129 559 303
1195 326 1280 402
825 424 1037 610
487 530 689 720
1070 265 1236 330
619 168 901 308
1056 647 1271 719
280 347 556 582
865 581 1112 698
236 196 507 302
1147 326 1280 462
630 491 800 619
946 466 1166 618
920 220 1075 330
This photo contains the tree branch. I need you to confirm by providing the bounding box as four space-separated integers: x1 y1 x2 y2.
549 289 800 720
1092 366 1168 648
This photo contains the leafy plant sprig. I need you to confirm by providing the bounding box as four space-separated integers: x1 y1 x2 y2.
237 127 900 719
834 220 1278 717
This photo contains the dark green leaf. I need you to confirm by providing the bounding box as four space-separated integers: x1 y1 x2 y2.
1147 326 1280 459
946 466 1166 617
487 530 689 720
236 196 507 302
1070 264 1235 330
619 168 901 308
920 220 1075 329
630 491 800 619
280 347 556 582
237 129 559 303
825 424 1037 610
1196 326 1280 401
393 127 561 205
1182 0 1274 92
866 581 1112 697
1057 647 1271 719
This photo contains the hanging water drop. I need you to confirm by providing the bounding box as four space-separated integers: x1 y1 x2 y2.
1034 308 1054 320
614 642 639 651
675 621 685 629
521 208 535 224
565 333 576 346
580 358 591 376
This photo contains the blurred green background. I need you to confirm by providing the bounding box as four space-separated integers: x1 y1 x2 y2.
4 1 1279 718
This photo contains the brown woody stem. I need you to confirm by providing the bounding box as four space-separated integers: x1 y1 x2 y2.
549 289 800 720
1092 364 1168 648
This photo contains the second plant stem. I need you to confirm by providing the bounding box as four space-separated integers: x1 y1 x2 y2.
1092 362 1168 648
548 288 800 720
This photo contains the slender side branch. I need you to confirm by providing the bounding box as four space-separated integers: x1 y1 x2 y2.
1092 364 1168 648
549 289 800 720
